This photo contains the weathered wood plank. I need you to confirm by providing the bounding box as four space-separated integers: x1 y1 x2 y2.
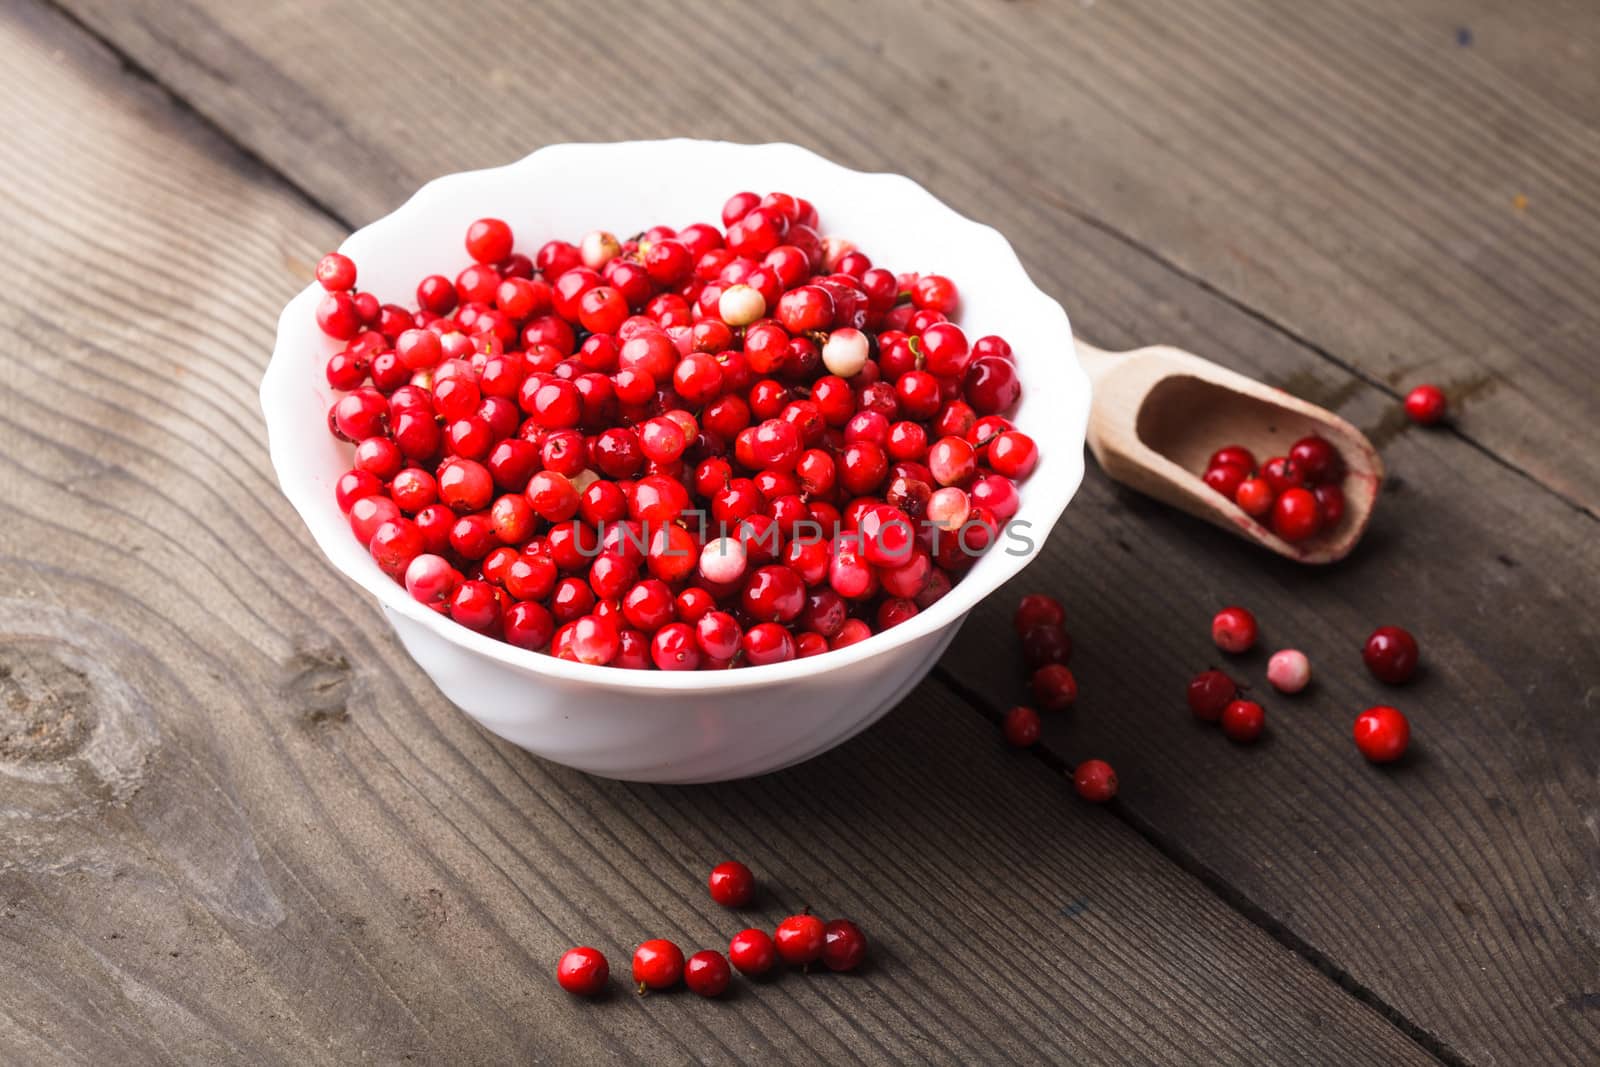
38 0 1600 1062
0 4 1437 1064
56 0 1600 515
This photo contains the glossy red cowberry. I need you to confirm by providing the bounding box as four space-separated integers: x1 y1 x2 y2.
1363 626 1418 684
1288 435 1343 485
774 914 826 966
1211 606 1258 654
728 928 778 976
1272 487 1322 543
557 947 609 997
684 950 732 998
1354 705 1410 762
1021 624 1072 668
632 939 685 993
1186 669 1236 721
708 861 756 908
1032 664 1077 711
821 919 868 973
1221 699 1265 743
1003 705 1041 747
1404 384 1447 425
1073 760 1118 803
1013 593 1065 635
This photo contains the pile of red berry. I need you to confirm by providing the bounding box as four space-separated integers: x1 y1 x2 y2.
1201 436 1346 543
316 193 1038 669
555 860 866 999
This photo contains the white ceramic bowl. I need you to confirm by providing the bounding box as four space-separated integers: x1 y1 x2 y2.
262 140 1090 783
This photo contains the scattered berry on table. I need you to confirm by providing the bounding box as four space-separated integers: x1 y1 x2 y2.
1363 625 1419 684
1021 624 1072 668
556 946 610 997
1266 649 1312 694
1186 669 1237 721
632 939 686 993
1031 664 1078 711
1013 593 1065 635
1354 705 1411 762
728 928 778 976
1073 759 1118 803
821 919 868 972
1211 606 1259 654
1220 699 1265 743
708 861 756 908
774 914 827 966
1003 705 1041 747
684 950 732 997
1404 384 1448 425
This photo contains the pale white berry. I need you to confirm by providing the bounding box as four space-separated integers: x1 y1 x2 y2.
699 537 748 585
926 487 972 531
718 283 766 327
580 229 620 270
822 327 870 377
1267 649 1312 694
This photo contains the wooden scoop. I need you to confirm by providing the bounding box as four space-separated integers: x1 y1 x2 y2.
1077 340 1383 564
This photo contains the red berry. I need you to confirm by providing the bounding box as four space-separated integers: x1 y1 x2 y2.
556 946 609 997
1363 626 1419 684
1073 760 1118 803
774 914 826 966
315 251 357 291
1260 455 1304 495
821 919 868 972
1271 487 1322 543
684 950 732 998
466 217 514 264
1288 435 1343 485
1021 624 1072 668
1031 664 1077 711
1013 593 1064 635
1404 384 1447 425
1221 699 1265 743
1204 462 1250 499
1313 483 1346 528
1354 705 1411 762
1235 477 1274 518
708 861 756 908
632 939 685 993
1211 606 1258 654
1186 669 1236 721
728 928 777 976
1208 445 1255 471
1002 705 1041 747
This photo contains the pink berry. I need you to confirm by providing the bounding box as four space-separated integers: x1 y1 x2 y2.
1266 649 1311 693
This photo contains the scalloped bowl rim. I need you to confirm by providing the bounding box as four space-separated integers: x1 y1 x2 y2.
261 139 1089 692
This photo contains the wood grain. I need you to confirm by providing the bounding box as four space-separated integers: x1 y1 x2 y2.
38 0 1600 1061
0 4 1442 1064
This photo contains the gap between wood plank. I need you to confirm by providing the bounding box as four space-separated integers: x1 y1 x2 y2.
31 3 1474 1062
934 666 1465 1067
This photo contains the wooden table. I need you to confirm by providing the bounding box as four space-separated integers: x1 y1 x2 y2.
3 1 1597 1062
